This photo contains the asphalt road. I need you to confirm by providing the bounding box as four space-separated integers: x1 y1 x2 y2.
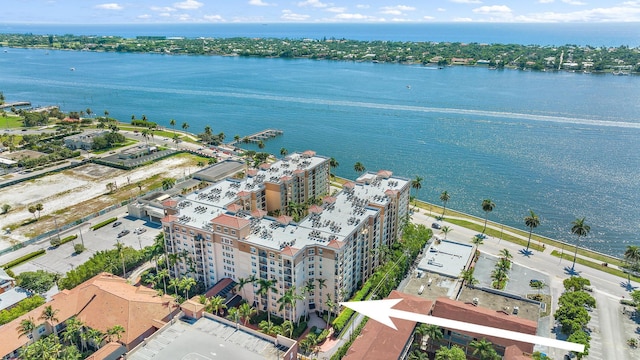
412 210 636 360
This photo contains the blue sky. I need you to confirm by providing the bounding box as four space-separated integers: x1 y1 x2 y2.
4 0 640 24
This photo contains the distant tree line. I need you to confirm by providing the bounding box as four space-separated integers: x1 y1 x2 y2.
1 33 639 73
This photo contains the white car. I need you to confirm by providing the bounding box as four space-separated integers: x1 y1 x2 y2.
133 227 146 234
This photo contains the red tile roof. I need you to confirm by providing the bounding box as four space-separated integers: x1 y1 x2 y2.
251 209 268 218
259 163 271 170
343 181 355 189
431 297 537 354
211 214 251 229
302 150 316 157
161 215 178 223
280 246 299 257
236 190 251 198
377 170 393 178
0 273 178 357
226 203 243 213
344 290 433 360
308 205 323 214
247 169 258 177
162 199 178 208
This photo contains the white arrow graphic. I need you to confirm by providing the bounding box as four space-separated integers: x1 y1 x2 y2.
340 299 584 353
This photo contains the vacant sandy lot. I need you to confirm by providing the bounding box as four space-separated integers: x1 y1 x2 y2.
0 155 194 249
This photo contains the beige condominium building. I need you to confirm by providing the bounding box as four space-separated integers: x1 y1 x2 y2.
161 151 410 322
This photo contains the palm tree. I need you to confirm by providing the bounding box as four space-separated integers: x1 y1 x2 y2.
259 320 277 336
182 122 189 132
329 157 339 178
570 217 590 271
106 325 125 343
28 205 37 220
180 276 196 299
256 278 277 324
411 176 423 202
325 294 336 329
423 324 443 352
227 307 241 327
104 110 109 118
281 320 294 338
481 199 495 233
496 257 511 271
459 268 478 288
303 279 315 320
238 302 256 326
498 248 513 262
141 128 151 144
17 317 36 342
524 210 541 252
435 345 466 360
439 191 450 217
169 277 181 296
86 328 104 349
408 350 429 360
236 275 256 300
353 161 365 174
470 338 500 360
208 295 227 315
441 226 452 239
491 267 508 289
63 317 83 348
624 245 640 284
35 203 43 219
39 305 59 336
471 235 484 246
280 147 288 157
278 285 303 325
316 278 327 311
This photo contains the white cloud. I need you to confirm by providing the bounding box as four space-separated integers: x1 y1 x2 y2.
95 3 122 10
437 8 446 12
281 9 311 20
137 14 152 19
203 14 225 22
538 0 554 3
622 1 640 5
423 15 435 20
356 4 370 9
517 5 640 22
176 13 192 21
391 17 412 22
449 0 482 4
473 5 512 14
298 0 328 8
150 6 175 12
326 7 346 13
249 0 271 6
453 17 474 21
173 0 203 10
159 13 172 17
562 0 586 5
380 5 415 15
334 13 374 20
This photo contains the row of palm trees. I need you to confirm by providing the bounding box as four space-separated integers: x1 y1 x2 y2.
17 305 125 357
410 323 501 360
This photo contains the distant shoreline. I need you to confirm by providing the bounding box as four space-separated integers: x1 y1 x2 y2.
1 33 639 74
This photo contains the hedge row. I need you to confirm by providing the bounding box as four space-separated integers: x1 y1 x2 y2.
131 119 158 128
90 217 117 231
50 234 77 247
2 249 46 269
332 281 374 333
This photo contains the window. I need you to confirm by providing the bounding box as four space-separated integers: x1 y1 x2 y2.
231 230 236 235
216 226 221 231
224 228 228 234
308 249 315 255
318 249 323 255
251 247 256 254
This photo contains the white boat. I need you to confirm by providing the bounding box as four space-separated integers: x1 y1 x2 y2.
70 67 75 71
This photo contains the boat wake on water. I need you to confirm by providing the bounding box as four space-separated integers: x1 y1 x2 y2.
29 78 640 130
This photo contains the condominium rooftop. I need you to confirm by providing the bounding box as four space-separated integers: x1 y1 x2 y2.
417 239 475 278
126 316 289 360
246 150 328 186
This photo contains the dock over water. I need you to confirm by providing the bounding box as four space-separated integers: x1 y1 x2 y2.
0 101 31 109
230 129 283 145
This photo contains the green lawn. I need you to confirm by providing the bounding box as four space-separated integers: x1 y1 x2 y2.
551 250 640 282
0 115 24 129
445 218 545 252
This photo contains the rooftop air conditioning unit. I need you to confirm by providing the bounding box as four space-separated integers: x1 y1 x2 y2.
472 298 479 306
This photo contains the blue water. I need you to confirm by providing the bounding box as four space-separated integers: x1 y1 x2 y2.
1 25 639 257
1 22 640 47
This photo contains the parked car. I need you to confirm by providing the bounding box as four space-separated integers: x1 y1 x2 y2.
475 233 487 239
529 279 543 287
117 230 130 238
112 221 122 227
431 222 441 229
133 227 146 235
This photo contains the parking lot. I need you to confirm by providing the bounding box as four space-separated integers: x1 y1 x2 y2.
8 209 161 276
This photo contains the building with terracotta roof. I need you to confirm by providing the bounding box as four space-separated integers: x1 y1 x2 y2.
160 151 410 323
430 297 538 358
0 273 179 359
344 290 433 360
342 294 538 360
